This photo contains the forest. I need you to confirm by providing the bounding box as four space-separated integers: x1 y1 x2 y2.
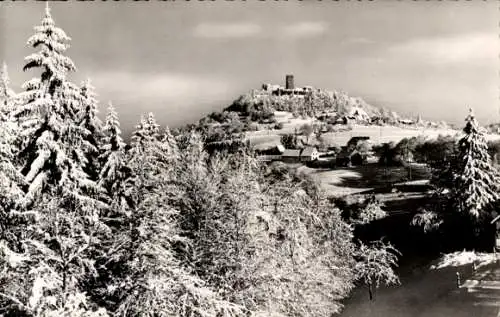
1 6 499 317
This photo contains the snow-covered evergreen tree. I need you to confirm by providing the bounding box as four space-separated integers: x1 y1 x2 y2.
160 126 180 167
96 115 244 316
179 129 208 176
0 95 26 254
130 112 160 148
2 6 109 316
128 112 166 188
175 130 211 235
14 5 103 205
98 102 127 198
452 109 500 218
0 62 15 115
79 78 103 181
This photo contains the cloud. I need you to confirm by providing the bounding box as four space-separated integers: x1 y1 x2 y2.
341 37 375 45
193 22 262 39
281 22 328 38
91 71 232 113
192 21 329 40
388 32 498 65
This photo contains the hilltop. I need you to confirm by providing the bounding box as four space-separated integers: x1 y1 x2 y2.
222 75 415 126
189 75 457 151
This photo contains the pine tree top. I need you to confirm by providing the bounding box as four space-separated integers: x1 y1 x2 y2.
1 62 9 90
0 62 14 99
463 108 485 136
103 102 125 151
104 102 120 130
79 78 102 132
131 112 161 147
23 5 76 93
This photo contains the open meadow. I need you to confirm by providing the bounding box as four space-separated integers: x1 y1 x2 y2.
295 162 432 214
248 112 500 150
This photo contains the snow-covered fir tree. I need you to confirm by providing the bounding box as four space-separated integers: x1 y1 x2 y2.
79 78 103 181
96 115 244 316
0 99 26 252
0 61 21 203
128 112 166 186
98 102 127 197
452 108 500 218
0 62 16 115
2 6 109 316
176 130 210 235
130 112 160 147
15 4 103 206
179 129 208 176
160 126 180 167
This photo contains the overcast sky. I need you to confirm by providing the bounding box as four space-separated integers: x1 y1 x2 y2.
0 1 498 135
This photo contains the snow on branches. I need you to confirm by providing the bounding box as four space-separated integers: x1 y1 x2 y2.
453 108 500 218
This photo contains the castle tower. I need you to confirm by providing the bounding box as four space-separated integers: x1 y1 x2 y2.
285 74 294 90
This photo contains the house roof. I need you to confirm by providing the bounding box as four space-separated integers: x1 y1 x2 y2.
282 149 301 157
336 151 350 159
301 147 317 157
349 136 370 142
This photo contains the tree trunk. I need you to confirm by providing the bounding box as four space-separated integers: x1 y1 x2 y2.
368 283 373 301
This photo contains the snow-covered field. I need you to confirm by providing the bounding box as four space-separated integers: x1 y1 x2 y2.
247 111 500 150
296 166 371 197
247 122 500 150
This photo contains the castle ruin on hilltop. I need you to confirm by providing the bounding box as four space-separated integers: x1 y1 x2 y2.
259 74 334 99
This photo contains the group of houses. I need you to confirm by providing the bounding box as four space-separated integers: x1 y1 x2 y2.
256 136 372 167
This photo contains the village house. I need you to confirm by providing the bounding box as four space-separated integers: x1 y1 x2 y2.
256 144 285 162
399 119 415 125
281 149 302 163
281 146 319 163
300 147 319 162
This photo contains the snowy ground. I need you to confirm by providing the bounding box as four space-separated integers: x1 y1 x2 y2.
295 163 430 199
247 119 500 150
339 253 500 317
296 166 371 197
